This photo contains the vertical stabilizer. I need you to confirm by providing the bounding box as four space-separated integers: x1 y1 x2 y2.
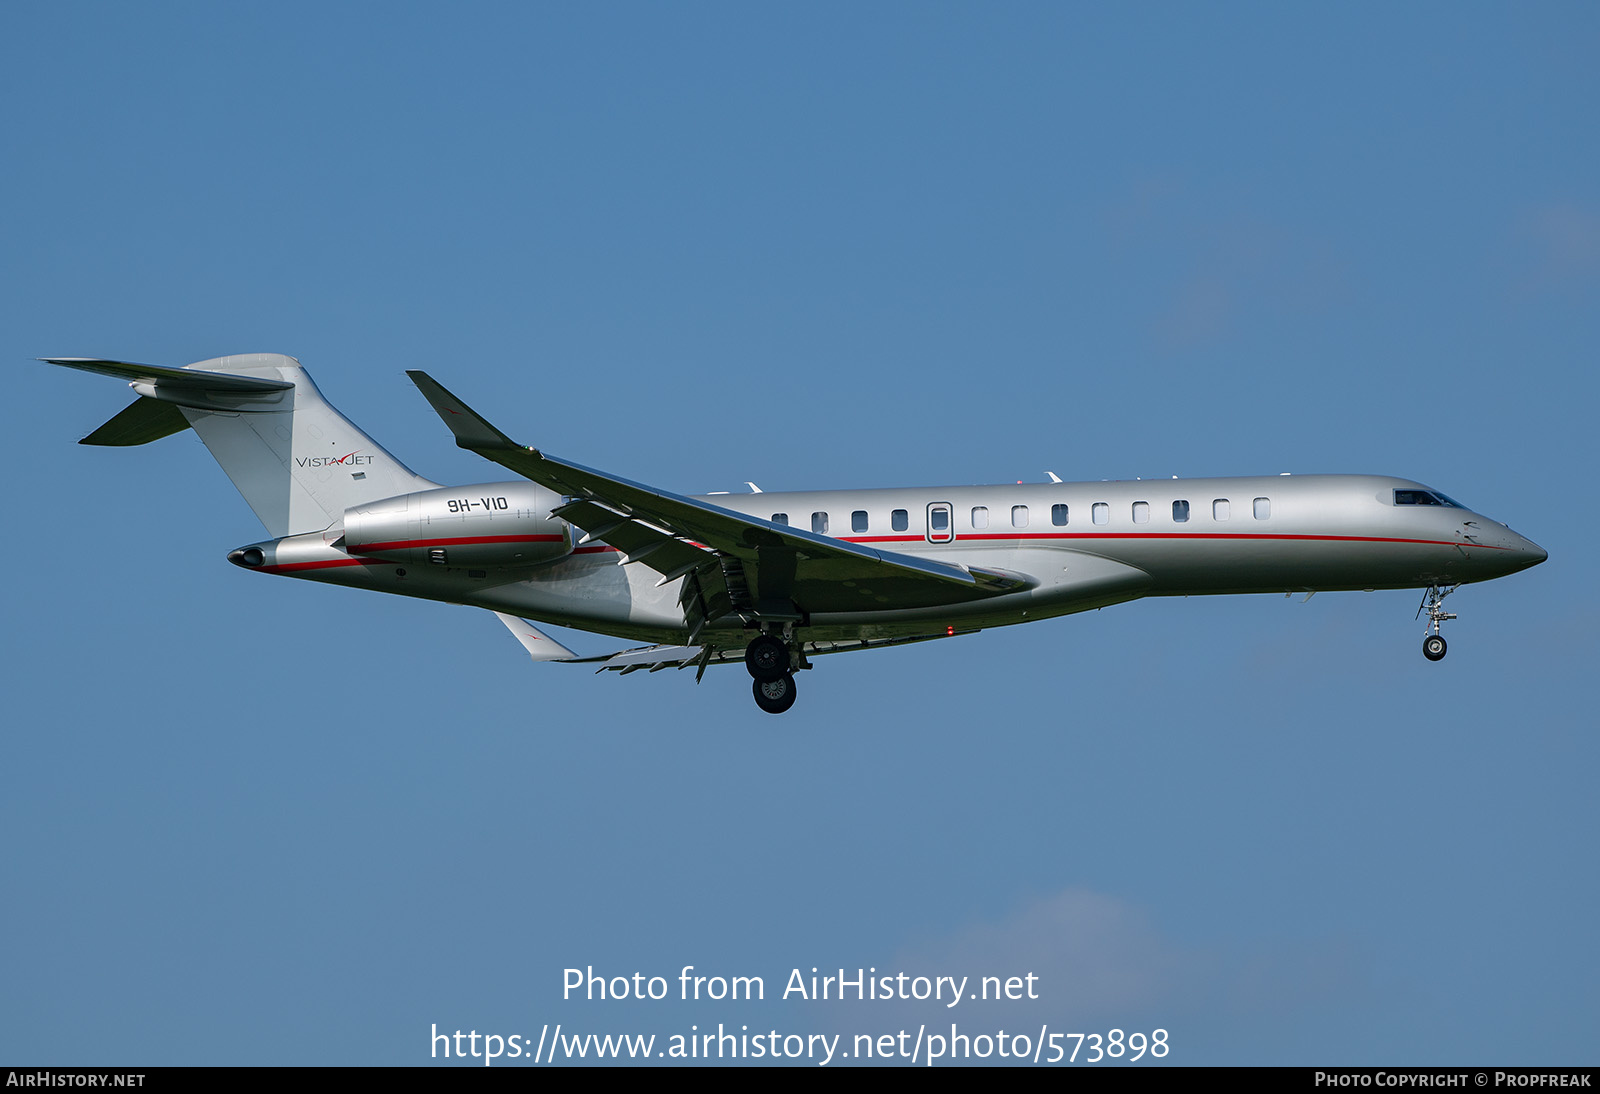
179 354 436 536
49 353 437 537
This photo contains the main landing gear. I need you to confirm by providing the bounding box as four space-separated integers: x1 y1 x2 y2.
1417 584 1459 662
745 631 799 714
752 674 797 714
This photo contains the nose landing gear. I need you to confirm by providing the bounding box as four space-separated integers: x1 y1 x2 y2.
1416 584 1459 662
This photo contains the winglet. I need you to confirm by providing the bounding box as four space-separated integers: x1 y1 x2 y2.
406 370 522 451
492 612 579 661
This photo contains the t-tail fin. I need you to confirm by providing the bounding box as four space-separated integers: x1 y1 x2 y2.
46 354 436 537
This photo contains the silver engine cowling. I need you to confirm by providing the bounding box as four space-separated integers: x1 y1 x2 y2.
343 482 572 569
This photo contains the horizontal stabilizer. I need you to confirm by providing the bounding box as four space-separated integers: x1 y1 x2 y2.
79 397 191 446
42 358 295 394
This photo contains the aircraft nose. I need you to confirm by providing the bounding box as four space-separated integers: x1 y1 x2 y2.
1502 530 1546 573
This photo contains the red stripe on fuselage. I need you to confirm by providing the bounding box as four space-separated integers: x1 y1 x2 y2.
839 531 1506 549
265 544 615 572
259 530 1494 576
258 557 384 574
349 534 567 552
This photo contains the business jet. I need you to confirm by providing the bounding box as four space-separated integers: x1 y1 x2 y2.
44 354 1547 714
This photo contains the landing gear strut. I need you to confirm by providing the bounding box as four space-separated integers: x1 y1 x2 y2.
1417 584 1459 662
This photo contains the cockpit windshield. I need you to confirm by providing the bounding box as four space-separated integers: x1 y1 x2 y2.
1394 489 1466 508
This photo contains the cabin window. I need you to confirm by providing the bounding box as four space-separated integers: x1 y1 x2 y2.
1253 497 1271 520
812 512 828 534
892 509 909 531
1172 500 1189 523
1052 503 1068 526
971 506 989 529
930 508 949 532
1012 505 1028 528
1213 499 1230 521
852 510 868 533
771 512 788 525
1093 502 1109 525
1132 501 1149 524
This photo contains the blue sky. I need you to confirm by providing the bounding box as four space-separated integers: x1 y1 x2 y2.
2 2 1594 1066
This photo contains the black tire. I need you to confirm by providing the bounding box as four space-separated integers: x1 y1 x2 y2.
744 634 789 682
752 673 797 714
1422 634 1448 661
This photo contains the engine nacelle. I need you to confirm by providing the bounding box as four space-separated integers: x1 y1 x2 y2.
343 482 572 569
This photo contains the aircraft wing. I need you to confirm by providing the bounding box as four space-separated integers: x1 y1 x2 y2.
407 371 1034 625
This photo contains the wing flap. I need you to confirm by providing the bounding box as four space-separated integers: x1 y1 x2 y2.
555 496 717 576
576 630 977 672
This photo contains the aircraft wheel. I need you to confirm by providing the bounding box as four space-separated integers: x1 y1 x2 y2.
745 634 789 682
1422 634 1448 661
753 673 797 714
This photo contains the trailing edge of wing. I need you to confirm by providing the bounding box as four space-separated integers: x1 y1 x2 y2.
570 631 978 673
